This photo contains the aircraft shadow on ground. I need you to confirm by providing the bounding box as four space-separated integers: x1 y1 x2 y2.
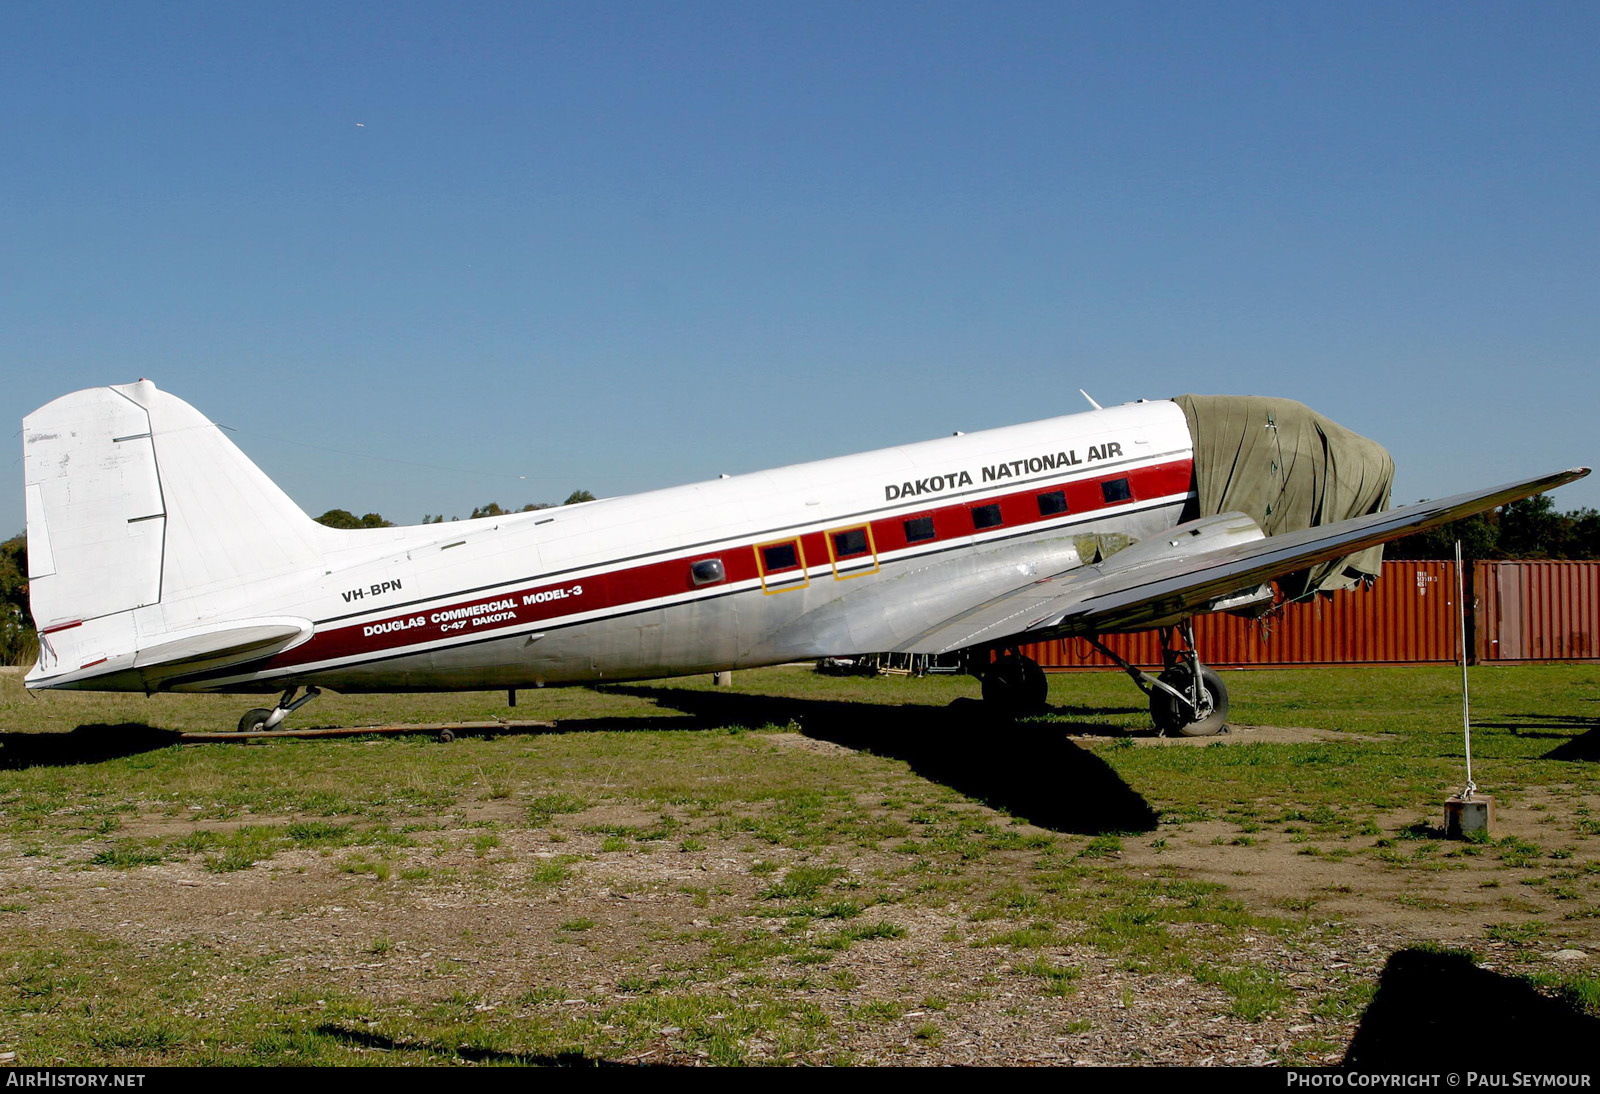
1473 713 1600 760
314 1024 653 1066
1344 948 1600 1070
0 721 593 769
606 686 1158 836
0 723 181 770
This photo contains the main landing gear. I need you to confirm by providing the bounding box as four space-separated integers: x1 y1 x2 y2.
1086 620 1230 737
237 686 322 733
977 649 1050 717
1147 661 1229 737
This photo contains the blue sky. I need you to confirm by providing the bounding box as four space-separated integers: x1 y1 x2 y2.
3 1 1596 533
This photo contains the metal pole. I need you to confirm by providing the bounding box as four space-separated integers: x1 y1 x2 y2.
1457 540 1475 799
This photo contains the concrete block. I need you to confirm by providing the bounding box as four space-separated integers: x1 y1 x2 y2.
1444 794 1494 839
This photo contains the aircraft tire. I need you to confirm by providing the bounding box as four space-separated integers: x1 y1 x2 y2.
981 656 1049 716
1149 665 1229 737
238 707 275 733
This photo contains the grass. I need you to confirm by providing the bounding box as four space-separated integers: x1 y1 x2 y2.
1 663 1598 1064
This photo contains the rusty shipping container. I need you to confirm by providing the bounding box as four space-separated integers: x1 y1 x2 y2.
1023 560 1465 669
1474 560 1600 663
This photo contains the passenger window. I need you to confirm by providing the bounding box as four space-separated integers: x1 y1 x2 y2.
754 537 809 594
761 543 799 571
903 516 935 543
831 528 870 558
1102 478 1132 503
827 524 878 579
972 504 1003 529
1037 490 1068 516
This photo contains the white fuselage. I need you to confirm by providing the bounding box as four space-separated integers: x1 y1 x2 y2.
36 398 1196 693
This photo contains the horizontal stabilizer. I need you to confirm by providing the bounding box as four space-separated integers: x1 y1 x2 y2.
133 619 314 673
30 616 314 691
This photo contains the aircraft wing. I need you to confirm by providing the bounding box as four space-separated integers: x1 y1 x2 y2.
892 467 1590 655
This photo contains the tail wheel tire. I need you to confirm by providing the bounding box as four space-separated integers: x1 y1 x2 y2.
237 707 274 733
1149 665 1229 737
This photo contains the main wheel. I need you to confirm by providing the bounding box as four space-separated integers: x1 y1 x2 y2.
981 656 1050 716
237 707 274 733
1149 664 1229 737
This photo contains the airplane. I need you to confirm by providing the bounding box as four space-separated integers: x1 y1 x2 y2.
19 379 1588 737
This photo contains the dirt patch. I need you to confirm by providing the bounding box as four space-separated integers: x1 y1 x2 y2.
1066 723 1385 747
758 732 862 757
1118 786 1600 947
3 813 1364 1065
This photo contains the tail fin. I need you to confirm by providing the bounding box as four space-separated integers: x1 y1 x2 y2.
24 380 334 687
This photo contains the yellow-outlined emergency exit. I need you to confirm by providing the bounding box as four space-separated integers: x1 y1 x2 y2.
825 523 879 579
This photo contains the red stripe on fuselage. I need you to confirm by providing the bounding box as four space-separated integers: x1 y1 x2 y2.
264 458 1194 672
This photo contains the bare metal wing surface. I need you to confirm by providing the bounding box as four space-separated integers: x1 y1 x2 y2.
893 467 1591 656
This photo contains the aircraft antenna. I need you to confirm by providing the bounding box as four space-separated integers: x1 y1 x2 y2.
1079 390 1103 411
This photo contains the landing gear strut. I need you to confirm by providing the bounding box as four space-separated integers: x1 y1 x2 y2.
1086 621 1229 737
237 686 322 733
977 649 1049 717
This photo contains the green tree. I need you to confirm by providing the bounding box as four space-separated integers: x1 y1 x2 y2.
437 493 592 522
0 534 36 665
1386 498 1600 561
1497 495 1600 559
1385 512 1499 561
314 509 395 529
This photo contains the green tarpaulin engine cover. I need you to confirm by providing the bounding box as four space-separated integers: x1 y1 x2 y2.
1173 394 1396 600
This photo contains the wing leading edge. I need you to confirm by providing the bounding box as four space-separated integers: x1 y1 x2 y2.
893 467 1590 656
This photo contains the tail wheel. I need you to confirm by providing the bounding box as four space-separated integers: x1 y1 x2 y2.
237 707 274 733
1149 664 1229 737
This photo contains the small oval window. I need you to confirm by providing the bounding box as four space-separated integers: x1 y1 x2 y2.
690 558 725 586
